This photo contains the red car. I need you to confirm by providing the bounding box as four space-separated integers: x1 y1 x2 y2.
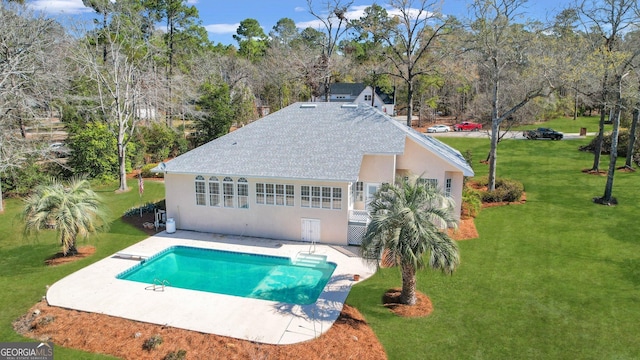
453 121 482 131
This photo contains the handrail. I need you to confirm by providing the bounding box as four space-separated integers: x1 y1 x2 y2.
146 278 171 292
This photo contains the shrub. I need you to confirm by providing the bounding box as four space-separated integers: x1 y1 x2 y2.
1 157 50 198
480 178 524 203
124 202 158 217
142 334 163 351
140 163 164 178
164 350 187 360
579 129 640 159
137 123 188 163
461 187 482 219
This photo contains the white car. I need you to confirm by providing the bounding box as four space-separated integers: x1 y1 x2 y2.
426 124 451 133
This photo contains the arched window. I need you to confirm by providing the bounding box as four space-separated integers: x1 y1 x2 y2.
223 177 234 208
237 178 248 209
209 176 220 207
195 176 206 206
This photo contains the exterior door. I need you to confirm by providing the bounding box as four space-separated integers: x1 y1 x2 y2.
301 218 321 243
365 183 380 210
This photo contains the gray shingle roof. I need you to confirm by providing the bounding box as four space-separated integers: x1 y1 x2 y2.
159 103 473 181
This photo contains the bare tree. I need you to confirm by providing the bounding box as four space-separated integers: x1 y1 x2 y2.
307 0 353 101
72 9 149 192
356 0 452 127
579 0 636 174
467 0 556 191
0 3 64 212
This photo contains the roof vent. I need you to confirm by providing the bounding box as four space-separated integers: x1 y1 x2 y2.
300 104 317 109
341 104 358 108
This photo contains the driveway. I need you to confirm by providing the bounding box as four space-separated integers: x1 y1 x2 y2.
427 130 595 140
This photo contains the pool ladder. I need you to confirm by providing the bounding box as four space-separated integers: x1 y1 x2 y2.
146 278 171 292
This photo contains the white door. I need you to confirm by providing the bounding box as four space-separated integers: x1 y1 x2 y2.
365 183 380 210
301 218 321 242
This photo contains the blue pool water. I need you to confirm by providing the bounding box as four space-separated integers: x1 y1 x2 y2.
116 246 336 305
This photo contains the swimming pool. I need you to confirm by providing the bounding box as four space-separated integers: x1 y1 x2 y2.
116 246 337 305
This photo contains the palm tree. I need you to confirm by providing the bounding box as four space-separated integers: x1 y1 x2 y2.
361 175 460 305
22 177 107 256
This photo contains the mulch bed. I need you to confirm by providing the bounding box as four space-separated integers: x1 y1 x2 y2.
45 246 96 266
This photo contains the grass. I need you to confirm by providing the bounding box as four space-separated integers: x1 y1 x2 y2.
2 137 639 359
0 179 165 359
348 137 640 359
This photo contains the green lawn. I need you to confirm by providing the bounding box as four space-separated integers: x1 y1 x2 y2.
0 179 165 359
348 137 640 359
2 138 639 359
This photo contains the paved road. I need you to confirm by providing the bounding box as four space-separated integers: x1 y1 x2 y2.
427 130 596 140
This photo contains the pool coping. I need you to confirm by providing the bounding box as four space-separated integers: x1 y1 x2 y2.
46 230 376 345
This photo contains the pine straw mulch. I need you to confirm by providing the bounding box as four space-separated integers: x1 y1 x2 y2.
45 246 96 266
15 300 390 360
17 200 481 359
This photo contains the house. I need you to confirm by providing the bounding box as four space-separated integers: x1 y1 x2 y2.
315 83 395 115
154 102 473 246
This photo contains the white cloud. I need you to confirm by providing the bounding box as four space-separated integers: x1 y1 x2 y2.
205 23 240 34
295 19 323 30
28 0 92 15
294 6 306 12
295 4 373 30
186 0 199 5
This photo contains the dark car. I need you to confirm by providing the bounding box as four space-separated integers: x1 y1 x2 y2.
523 128 563 140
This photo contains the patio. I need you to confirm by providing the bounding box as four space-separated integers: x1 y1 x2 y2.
46 230 376 345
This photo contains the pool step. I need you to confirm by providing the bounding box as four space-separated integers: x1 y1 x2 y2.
294 253 327 267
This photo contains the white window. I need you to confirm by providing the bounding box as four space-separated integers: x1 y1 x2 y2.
332 187 342 209
256 183 265 204
286 185 295 206
354 181 364 202
256 182 295 206
223 177 234 208
364 94 372 101
237 178 248 208
419 178 438 190
266 183 275 204
301 186 310 207
311 186 321 208
276 184 285 205
445 178 452 197
322 187 332 209
301 185 342 209
195 175 206 206
208 176 220 207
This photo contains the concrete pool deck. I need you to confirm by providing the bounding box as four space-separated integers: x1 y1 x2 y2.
46 230 376 345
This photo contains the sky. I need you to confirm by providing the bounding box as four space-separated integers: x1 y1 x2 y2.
26 0 569 46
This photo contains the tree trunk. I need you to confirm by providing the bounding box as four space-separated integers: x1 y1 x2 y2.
625 84 640 169
406 83 413 128
591 68 610 172
118 140 128 192
488 71 500 191
573 85 578 120
400 263 417 305
0 181 4 213
625 108 638 169
601 113 619 203
601 75 623 203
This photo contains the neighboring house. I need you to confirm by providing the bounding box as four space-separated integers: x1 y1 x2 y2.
315 83 395 115
154 102 473 246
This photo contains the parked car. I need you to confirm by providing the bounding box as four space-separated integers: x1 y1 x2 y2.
453 121 482 131
523 128 564 140
426 124 451 133
49 142 71 157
